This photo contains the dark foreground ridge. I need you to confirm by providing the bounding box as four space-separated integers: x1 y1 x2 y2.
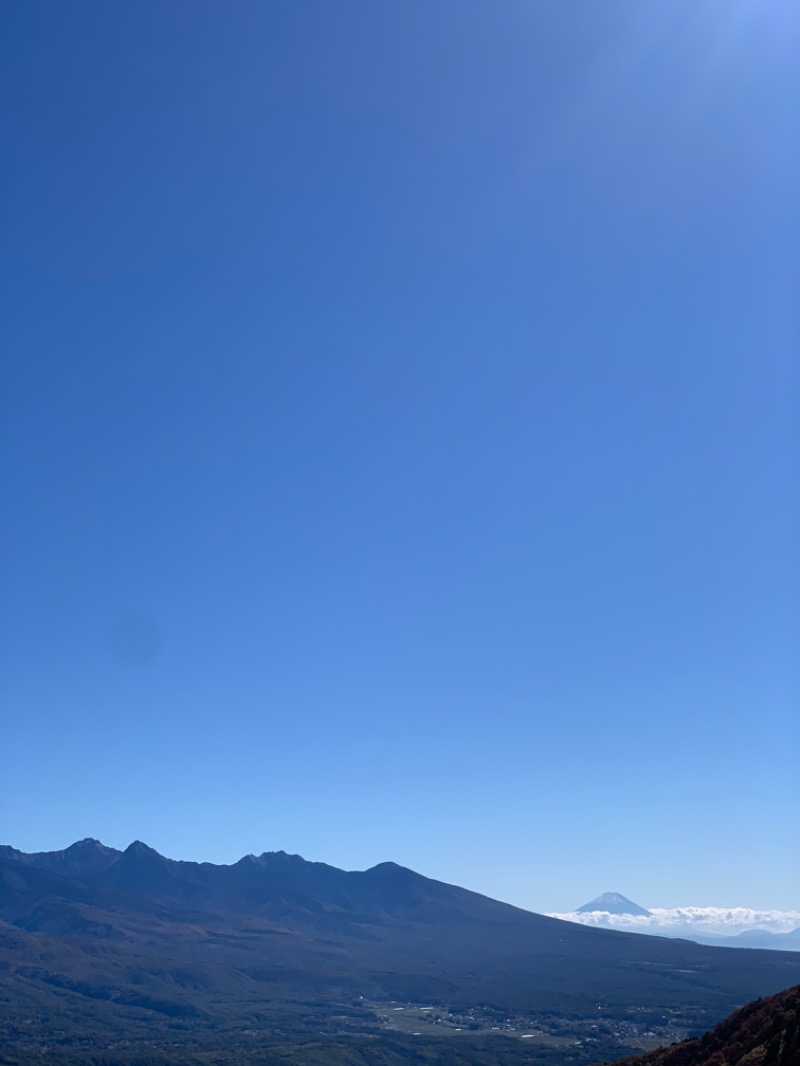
602 982 800 1066
1 840 799 1065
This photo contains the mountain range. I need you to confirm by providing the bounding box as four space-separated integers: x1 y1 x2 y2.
687 927 800 952
2 839 800 1065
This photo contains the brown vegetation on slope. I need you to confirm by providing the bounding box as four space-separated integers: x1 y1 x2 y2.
604 983 800 1066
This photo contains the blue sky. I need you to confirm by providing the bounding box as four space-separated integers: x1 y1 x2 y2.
2 1 798 913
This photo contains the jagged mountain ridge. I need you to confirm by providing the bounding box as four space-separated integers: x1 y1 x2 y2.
2 839 800 1060
0 838 121 877
0 838 584 930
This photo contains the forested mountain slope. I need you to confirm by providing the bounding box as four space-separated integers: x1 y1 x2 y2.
605 983 799 1066
2 841 799 1065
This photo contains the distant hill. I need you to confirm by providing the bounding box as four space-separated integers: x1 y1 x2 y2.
577 892 652 917
729 927 800 950
677 927 800 952
602 982 800 1066
2 841 800 1064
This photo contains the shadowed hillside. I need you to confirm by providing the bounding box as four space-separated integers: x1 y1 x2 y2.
602 983 800 1066
2 842 800 1064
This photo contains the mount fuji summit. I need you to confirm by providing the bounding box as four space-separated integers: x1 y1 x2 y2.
577 891 652 916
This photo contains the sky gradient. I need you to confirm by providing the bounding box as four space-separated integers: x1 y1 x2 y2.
2 0 798 913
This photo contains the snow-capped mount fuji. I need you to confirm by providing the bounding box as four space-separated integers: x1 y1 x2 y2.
577 891 652 916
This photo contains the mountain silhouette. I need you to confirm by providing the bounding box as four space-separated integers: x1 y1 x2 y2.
2 841 799 1064
578 891 652 916
0 837 120 877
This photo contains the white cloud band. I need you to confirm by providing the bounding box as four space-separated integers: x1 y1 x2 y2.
546 906 800 936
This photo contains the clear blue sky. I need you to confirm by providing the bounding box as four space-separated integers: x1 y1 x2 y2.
2 1 798 913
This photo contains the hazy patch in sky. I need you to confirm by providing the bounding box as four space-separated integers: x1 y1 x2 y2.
548 906 800 935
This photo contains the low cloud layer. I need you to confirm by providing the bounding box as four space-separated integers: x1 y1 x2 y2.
547 907 800 936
